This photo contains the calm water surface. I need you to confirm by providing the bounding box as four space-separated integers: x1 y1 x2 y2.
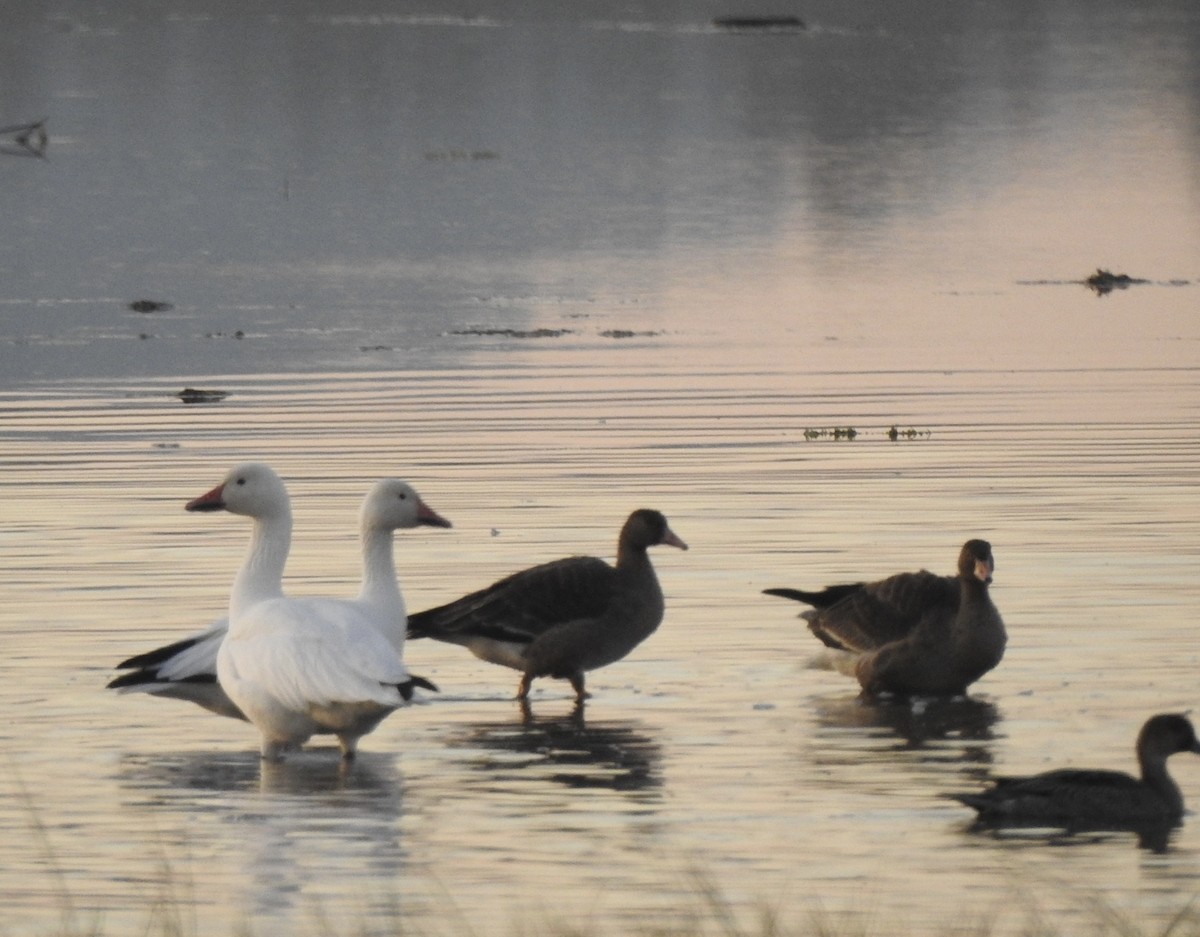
2 2 1200 935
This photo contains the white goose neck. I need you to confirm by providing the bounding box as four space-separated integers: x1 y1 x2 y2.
358 525 405 617
229 508 291 619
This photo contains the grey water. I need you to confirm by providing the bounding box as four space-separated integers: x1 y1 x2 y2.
2 1 1200 934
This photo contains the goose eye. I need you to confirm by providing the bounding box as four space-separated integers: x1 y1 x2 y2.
398 492 407 501
236 477 246 486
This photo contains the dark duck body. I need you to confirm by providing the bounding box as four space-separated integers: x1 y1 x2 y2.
764 539 1005 696
952 713 1200 828
408 509 687 701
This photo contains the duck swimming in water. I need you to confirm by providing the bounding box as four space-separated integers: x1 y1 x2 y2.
951 713 1200 828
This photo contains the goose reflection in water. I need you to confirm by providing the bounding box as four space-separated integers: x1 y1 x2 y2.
814 693 1000 761
116 750 408 921
118 748 404 799
448 706 663 794
958 810 1180 854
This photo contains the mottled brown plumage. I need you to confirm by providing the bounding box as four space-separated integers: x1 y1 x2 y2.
408 510 687 701
764 539 1005 696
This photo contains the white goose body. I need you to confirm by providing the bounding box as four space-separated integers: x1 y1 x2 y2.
216 593 424 759
125 465 448 759
108 469 450 725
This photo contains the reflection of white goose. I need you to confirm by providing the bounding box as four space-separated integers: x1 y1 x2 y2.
116 747 407 925
108 467 451 729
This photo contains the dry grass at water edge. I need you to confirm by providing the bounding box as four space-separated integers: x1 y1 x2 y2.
11 768 1200 937
13 868 1200 937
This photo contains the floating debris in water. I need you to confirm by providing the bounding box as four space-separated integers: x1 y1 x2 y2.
887 425 932 440
1085 269 1148 296
129 299 173 313
600 329 661 338
800 426 931 441
451 327 573 338
713 15 805 31
177 388 229 404
804 427 857 441
0 118 48 158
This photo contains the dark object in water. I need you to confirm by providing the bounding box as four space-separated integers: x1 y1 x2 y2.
887 425 931 441
803 426 857 440
1085 269 1147 296
129 299 173 313
451 327 572 339
177 388 229 404
0 118 48 158
949 713 1200 852
763 539 1005 697
408 509 687 704
713 15 805 30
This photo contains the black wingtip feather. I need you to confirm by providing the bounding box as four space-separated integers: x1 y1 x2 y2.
397 674 440 701
113 635 203 671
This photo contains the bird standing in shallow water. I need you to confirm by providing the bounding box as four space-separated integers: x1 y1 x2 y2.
107 471 451 727
764 539 1005 696
407 509 687 703
183 465 447 760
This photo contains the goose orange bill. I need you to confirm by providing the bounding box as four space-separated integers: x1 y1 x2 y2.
185 484 226 512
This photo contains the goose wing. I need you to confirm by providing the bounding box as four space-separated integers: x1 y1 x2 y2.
408 555 616 645
768 570 958 652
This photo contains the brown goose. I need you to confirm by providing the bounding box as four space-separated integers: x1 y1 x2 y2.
763 539 1005 696
951 714 1200 827
407 509 687 701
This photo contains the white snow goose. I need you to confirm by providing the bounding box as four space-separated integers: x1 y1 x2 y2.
111 465 450 759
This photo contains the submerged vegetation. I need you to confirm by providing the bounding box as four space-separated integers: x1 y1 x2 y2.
800 426 931 441
886 425 932 440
